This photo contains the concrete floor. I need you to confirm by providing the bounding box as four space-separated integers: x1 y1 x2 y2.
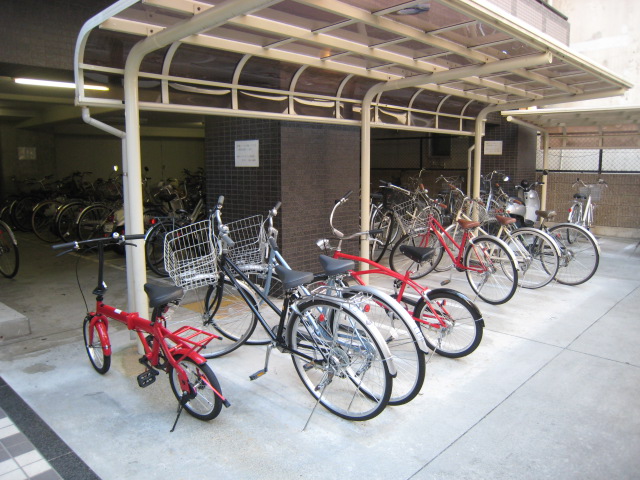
0 232 639 479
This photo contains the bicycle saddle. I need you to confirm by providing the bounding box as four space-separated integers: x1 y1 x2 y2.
144 283 184 308
274 265 314 291
318 255 355 276
399 245 435 264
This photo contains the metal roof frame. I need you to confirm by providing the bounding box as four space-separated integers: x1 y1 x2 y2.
74 0 632 313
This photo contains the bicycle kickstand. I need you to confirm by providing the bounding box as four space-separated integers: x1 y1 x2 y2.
170 391 194 433
249 343 274 381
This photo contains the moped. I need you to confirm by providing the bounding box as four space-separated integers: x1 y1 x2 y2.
505 180 543 227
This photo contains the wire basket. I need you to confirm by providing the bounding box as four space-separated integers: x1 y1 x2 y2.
164 219 218 290
578 184 605 202
226 215 267 267
392 199 429 232
461 199 495 225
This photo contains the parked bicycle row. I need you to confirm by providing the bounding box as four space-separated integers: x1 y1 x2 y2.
1 168 206 245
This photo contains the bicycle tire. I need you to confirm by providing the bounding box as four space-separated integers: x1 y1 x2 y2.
11 196 38 232
0 221 19 278
199 278 259 358
463 235 518 305
55 201 86 241
286 297 392 421
506 228 560 289
413 288 483 358
548 224 600 286
145 221 171 276
388 230 443 279
370 209 395 262
77 204 111 240
82 316 111 374
31 200 62 243
168 357 223 421
568 202 583 226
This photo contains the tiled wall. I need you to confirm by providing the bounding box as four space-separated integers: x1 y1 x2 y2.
204 117 361 272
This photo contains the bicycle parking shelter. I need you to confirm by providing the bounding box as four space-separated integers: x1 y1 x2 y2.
74 0 632 314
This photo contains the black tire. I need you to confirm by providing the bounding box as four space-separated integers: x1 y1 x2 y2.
548 224 599 285
0 221 19 278
31 200 62 243
369 208 395 262
168 357 223 421
11 196 39 232
463 236 518 305
568 202 582 226
77 204 111 240
82 316 111 374
199 278 259 358
287 297 392 421
389 230 443 279
145 221 171 276
413 289 483 358
55 201 86 241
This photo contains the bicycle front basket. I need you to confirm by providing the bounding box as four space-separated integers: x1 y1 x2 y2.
226 215 267 267
164 219 218 290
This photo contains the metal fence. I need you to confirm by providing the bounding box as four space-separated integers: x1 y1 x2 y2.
536 138 640 173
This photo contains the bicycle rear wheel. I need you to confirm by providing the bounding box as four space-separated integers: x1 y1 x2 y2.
389 230 443 279
369 209 395 262
32 200 62 243
463 236 518 305
55 201 85 241
414 289 483 358
548 224 599 285
287 298 392 421
506 228 559 289
168 357 223 421
0 221 19 278
145 221 171 276
77 204 111 240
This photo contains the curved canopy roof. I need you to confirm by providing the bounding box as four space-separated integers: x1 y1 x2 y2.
75 0 633 136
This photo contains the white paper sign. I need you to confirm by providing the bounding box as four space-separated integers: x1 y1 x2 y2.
235 140 259 167
484 140 503 155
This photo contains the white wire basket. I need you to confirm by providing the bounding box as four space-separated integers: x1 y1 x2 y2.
578 184 605 202
226 215 267 267
164 219 218 290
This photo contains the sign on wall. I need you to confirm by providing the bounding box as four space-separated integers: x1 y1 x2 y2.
235 140 259 167
484 140 503 155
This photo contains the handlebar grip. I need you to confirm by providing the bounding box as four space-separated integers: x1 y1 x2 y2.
122 234 146 241
52 241 78 250
273 201 282 212
343 190 353 200
369 229 383 236
217 195 224 207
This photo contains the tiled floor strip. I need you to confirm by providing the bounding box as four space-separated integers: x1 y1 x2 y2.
0 377 99 480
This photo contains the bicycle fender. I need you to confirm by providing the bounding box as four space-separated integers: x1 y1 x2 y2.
89 315 112 356
511 227 561 257
469 234 520 271
424 288 484 326
172 348 206 365
346 284 429 354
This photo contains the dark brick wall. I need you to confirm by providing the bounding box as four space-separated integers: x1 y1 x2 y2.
204 117 361 272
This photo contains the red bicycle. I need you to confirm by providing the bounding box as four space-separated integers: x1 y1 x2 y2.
317 191 484 358
53 233 229 430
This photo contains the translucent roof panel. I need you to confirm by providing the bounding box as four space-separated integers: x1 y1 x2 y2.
75 0 633 135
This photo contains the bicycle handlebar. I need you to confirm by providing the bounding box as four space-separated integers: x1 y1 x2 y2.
52 232 146 251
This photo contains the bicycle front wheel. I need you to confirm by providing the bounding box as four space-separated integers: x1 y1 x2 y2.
414 289 483 358
77 204 111 240
287 298 392 421
0 221 19 278
82 316 111 374
168 357 223 421
548 224 599 285
506 228 559 289
463 236 518 304
369 209 395 262
145 221 171 277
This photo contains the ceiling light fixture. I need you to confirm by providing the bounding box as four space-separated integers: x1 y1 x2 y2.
14 78 109 91
395 2 430 15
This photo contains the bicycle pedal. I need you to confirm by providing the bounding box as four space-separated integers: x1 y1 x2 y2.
303 361 315 371
249 369 267 381
137 370 158 388
440 279 451 286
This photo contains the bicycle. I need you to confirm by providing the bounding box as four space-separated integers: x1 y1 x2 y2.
389 193 520 305
317 191 484 359
0 219 19 278
208 201 427 406
569 178 607 230
52 233 228 430
162 196 395 421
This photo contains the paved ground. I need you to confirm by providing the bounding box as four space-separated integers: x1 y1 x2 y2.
0 232 639 479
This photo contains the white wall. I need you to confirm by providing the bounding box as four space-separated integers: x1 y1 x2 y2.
551 0 639 106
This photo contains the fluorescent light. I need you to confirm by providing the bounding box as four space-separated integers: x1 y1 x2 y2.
14 78 109 91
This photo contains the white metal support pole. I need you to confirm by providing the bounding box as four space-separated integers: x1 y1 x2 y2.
541 131 549 210
121 0 277 317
